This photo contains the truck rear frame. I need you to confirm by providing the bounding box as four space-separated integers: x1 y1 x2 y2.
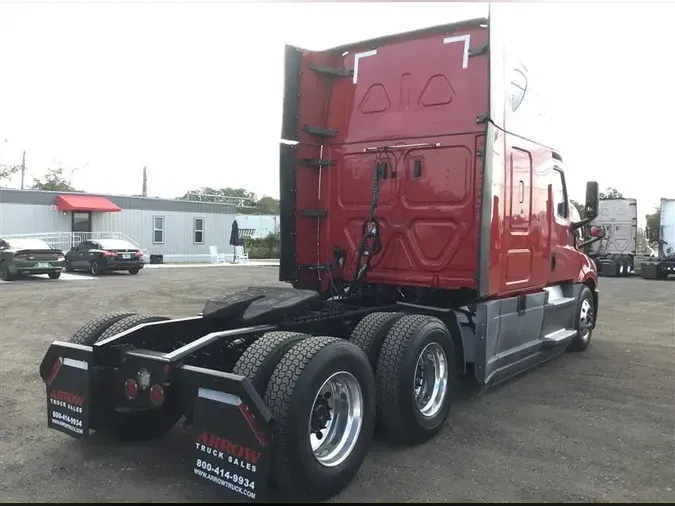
39 14 604 502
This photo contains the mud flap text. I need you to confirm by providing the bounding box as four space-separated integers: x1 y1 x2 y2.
191 387 270 501
46 357 90 439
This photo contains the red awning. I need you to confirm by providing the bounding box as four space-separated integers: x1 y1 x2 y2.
56 194 121 212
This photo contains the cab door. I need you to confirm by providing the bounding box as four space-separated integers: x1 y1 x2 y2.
547 167 578 284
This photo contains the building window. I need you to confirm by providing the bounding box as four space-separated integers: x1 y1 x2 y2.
153 215 164 244
552 168 569 219
193 217 204 244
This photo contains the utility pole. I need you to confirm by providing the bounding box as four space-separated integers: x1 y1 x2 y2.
142 165 147 197
20 151 25 189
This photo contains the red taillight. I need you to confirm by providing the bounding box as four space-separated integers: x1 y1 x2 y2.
150 384 165 406
134 251 143 258
103 250 117 257
124 378 139 400
590 226 603 237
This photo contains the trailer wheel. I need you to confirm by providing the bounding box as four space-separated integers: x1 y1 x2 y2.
375 314 456 445
349 311 405 371
68 311 138 346
232 331 310 396
264 336 376 500
566 286 595 353
90 314 183 441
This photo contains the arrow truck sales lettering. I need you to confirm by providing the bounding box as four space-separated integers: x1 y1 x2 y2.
196 431 260 472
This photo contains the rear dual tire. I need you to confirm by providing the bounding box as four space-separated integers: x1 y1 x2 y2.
233 332 376 501
351 312 456 445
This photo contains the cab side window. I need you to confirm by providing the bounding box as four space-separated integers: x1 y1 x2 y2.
552 168 568 219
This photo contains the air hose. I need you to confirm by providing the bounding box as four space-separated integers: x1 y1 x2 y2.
346 159 385 294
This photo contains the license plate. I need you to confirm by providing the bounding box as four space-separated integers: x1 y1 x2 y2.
37 262 50 268
122 254 131 259
46 356 90 439
191 388 270 501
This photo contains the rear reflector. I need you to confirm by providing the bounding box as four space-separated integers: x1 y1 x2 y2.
150 384 165 406
125 378 139 400
46 357 63 386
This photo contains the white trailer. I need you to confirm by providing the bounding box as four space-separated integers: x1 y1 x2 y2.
588 198 638 276
640 198 675 280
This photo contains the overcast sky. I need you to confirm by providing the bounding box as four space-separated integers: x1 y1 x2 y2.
0 1 673 224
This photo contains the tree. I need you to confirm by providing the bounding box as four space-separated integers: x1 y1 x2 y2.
570 199 585 218
645 207 661 244
599 187 623 199
0 163 20 184
256 196 280 215
30 167 77 191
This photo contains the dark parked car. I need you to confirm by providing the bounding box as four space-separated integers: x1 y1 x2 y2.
65 239 145 276
0 238 65 281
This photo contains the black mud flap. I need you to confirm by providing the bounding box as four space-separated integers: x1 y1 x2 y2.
180 365 274 502
41 341 93 440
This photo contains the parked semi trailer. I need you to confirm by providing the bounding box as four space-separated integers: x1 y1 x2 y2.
39 16 604 502
640 198 675 279
587 198 638 276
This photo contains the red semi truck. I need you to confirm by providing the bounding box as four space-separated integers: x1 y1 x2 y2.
39 16 602 502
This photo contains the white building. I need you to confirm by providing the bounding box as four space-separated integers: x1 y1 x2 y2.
0 188 237 263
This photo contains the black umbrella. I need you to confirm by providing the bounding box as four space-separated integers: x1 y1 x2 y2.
229 220 241 247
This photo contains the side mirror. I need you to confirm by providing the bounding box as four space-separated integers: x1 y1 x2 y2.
584 181 599 221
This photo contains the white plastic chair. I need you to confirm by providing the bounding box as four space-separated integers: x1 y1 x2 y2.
234 245 249 264
209 245 226 264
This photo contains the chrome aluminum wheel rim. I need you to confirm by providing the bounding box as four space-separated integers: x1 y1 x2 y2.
579 298 594 342
309 371 363 468
413 342 448 419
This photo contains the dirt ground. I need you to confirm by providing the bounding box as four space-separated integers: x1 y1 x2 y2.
0 266 673 503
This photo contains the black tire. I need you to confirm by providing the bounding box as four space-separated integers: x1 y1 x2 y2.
263 336 376 501
89 314 182 441
0 262 12 281
69 311 138 346
64 260 74 272
349 311 405 371
613 255 622 277
98 313 168 342
376 314 456 445
566 285 595 353
48 270 61 280
232 331 310 395
659 266 669 280
128 267 140 275
90 260 103 276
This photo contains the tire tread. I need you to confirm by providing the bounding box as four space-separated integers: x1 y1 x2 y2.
232 331 309 378
98 313 169 342
264 335 340 497
69 311 137 345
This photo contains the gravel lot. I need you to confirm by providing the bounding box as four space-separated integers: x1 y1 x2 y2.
1 266 673 503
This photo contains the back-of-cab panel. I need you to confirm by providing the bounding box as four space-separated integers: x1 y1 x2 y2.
279 16 594 298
